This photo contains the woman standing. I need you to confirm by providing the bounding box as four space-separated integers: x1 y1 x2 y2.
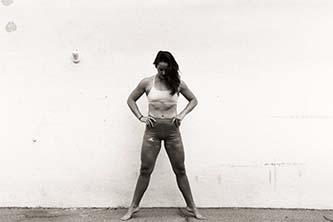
121 51 204 220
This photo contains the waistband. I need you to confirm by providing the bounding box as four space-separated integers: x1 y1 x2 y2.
148 115 175 121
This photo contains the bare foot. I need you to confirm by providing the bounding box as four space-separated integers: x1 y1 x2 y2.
120 207 140 221
185 207 206 220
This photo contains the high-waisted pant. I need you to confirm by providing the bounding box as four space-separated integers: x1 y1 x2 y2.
140 116 185 175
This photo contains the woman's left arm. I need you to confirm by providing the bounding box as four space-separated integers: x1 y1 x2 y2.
173 80 198 124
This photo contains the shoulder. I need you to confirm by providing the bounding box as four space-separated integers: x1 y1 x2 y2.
179 78 189 91
137 75 154 88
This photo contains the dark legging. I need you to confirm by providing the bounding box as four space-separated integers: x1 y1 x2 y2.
141 116 185 175
131 116 196 208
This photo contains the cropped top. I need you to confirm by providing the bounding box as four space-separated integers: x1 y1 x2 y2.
147 75 179 104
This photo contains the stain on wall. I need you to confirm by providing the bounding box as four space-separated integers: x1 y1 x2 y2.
1 0 13 6
2 0 16 32
264 162 305 187
5 21 17 32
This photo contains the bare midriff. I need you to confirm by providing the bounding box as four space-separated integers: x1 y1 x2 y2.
148 102 177 118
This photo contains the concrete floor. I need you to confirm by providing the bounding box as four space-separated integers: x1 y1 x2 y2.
1 207 333 222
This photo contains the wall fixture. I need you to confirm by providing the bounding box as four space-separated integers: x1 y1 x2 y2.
72 49 80 63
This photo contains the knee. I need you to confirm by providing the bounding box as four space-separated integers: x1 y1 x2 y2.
173 165 186 176
140 164 154 176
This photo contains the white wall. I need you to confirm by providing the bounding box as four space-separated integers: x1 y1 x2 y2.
1 0 333 208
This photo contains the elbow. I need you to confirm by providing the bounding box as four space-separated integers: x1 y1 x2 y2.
127 98 133 106
192 98 198 106
127 97 138 106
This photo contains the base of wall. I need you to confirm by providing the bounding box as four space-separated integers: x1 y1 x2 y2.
1 207 333 222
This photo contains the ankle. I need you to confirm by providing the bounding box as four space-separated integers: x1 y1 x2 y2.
129 205 139 209
187 206 198 211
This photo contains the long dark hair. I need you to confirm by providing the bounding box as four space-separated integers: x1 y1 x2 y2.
153 50 181 96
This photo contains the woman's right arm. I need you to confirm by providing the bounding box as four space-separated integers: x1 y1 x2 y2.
127 78 156 126
127 78 146 120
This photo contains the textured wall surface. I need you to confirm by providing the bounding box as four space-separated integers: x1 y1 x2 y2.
1 0 333 208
